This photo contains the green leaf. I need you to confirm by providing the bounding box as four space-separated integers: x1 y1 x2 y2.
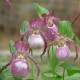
74 34 80 46
20 20 29 34
0 63 12 80
60 61 80 76
58 21 74 39
9 40 16 54
61 73 80 80
41 73 61 80
34 3 49 18
20 20 29 41
43 70 62 77
48 46 58 70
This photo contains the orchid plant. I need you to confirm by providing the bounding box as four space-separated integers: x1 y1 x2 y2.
0 1 80 80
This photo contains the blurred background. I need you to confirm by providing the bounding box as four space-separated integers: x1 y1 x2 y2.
0 0 80 50
0 0 80 79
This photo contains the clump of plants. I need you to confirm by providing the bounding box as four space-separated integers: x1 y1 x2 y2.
0 0 80 80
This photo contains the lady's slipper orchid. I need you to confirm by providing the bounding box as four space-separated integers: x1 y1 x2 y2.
0 41 40 79
42 11 60 41
20 19 48 60
47 34 78 61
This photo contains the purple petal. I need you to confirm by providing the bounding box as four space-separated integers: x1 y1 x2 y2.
14 41 29 53
20 28 31 41
0 51 18 73
23 52 40 79
68 39 78 60
71 11 80 25
42 11 54 19
29 18 45 29
52 16 60 22
39 30 48 60
42 11 60 23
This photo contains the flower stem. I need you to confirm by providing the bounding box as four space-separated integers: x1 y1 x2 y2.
31 49 34 79
52 46 54 53
71 12 80 25
63 67 65 80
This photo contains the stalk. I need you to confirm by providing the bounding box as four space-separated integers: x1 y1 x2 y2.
63 67 65 80
71 12 80 25
31 49 34 79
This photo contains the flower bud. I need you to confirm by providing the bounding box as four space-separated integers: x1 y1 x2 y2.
55 45 70 61
28 34 44 49
10 59 29 78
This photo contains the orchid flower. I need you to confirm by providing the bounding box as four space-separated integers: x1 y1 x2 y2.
20 19 48 60
20 11 60 60
42 11 60 41
0 41 40 79
47 34 78 61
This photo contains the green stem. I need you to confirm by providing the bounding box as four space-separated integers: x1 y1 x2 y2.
31 49 34 79
52 46 54 53
63 67 65 80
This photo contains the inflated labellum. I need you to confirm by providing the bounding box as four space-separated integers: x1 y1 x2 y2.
28 34 44 49
55 45 70 61
45 24 58 41
10 59 29 78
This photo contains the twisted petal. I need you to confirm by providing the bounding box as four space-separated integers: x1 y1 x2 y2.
23 52 40 79
0 51 18 73
42 11 60 22
20 28 31 41
29 18 45 29
39 30 48 60
68 38 78 60
71 12 80 25
14 41 29 53
42 11 54 19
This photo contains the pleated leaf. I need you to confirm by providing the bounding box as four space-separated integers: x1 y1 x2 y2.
58 21 74 39
34 3 49 18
